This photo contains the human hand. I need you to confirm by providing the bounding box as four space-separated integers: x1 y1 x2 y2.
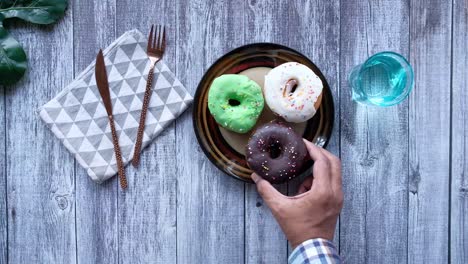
251 139 343 249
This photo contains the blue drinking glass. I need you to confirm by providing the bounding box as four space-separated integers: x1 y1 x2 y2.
349 51 414 107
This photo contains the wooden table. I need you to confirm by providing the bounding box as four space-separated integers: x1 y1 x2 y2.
1 0 466 263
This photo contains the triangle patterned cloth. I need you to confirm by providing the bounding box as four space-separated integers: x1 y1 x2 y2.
38 29 193 183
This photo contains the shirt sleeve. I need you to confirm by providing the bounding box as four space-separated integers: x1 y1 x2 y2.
288 238 342 264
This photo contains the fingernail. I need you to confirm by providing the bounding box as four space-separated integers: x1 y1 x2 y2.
251 173 260 183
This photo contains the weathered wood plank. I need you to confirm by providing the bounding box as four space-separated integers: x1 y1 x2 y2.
73 1 118 263
175 0 245 263
243 0 290 263
115 0 177 263
408 0 452 263
1 2 463 263
286 0 341 253
451 0 467 263
1 86 6 263
5 14 76 264
339 0 410 263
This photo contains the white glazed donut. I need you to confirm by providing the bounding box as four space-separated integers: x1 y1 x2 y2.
264 62 323 123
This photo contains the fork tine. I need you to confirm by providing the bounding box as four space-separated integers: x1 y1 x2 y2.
155 25 161 49
152 25 159 49
161 26 166 52
147 25 154 51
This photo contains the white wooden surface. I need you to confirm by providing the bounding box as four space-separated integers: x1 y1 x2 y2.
5 10 76 264
73 1 118 263
451 0 468 263
340 0 410 263
0 0 466 263
409 1 452 263
1 51 6 264
175 1 246 263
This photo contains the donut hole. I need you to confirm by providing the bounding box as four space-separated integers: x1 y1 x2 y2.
228 99 241 106
267 141 282 159
289 83 298 94
283 79 299 97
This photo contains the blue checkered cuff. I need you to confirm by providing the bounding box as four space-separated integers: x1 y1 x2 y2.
288 238 341 264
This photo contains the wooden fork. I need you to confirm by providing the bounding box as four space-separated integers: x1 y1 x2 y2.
132 25 166 167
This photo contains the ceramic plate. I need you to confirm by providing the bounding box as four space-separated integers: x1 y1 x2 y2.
193 43 334 183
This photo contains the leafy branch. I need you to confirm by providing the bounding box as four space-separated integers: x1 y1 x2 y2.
0 0 67 85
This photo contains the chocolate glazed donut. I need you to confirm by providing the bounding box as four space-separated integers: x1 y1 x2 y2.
246 121 308 184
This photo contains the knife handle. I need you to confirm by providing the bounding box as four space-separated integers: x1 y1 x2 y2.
132 64 156 167
109 115 128 189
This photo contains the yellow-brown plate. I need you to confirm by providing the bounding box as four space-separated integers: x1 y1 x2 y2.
193 43 334 183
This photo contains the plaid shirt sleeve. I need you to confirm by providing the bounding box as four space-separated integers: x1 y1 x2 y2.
288 238 342 264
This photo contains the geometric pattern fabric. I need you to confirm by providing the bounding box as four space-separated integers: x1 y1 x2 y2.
39 30 193 182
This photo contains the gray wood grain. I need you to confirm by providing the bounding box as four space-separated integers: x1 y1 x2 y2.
286 0 341 253
115 0 177 263
408 1 452 263
5 15 76 264
451 0 468 263
1 86 6 263
1 1 465 263
243 1 290 263
73 1 118 263
175 0 246 263
339 0 410 263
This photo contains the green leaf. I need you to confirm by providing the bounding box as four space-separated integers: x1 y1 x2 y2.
0 22 27 85
0 0 67 24
0 0 67 85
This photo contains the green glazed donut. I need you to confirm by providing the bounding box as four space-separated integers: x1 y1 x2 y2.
208 74 264 134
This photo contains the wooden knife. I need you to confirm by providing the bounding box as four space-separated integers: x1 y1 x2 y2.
95 49 128 189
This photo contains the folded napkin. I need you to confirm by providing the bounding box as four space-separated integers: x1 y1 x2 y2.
39 29 193 183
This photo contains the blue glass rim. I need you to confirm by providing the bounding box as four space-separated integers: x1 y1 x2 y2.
353 51 414 107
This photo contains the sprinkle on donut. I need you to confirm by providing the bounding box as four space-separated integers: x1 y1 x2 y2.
246 121 308 184
264 62 323 123
208 74 264 133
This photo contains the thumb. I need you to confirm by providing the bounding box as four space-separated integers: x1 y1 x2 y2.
251 173 285 206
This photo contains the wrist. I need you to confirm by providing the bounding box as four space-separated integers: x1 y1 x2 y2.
290 230 335 250
291 237 332 250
